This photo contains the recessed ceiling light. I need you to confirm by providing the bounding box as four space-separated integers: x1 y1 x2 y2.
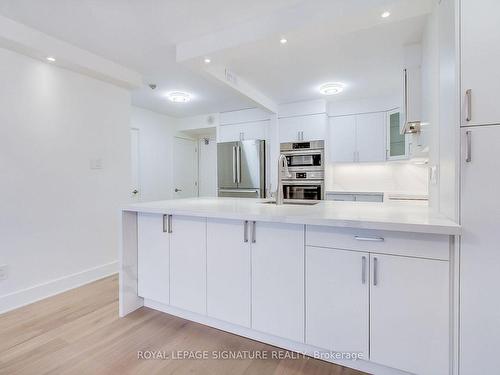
381 11 391 18
166 91 191 103
319 82 345 95
204 58 211 64
46 56 56 62
280 38 288 44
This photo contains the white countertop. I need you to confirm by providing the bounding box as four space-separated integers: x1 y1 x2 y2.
123 197 460 235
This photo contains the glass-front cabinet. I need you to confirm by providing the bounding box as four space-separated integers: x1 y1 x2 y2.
387 109 408 160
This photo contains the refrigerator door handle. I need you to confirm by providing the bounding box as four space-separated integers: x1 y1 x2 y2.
232 145 237 183
236 145 241 183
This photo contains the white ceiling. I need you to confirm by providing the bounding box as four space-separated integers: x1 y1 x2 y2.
0 0 433 117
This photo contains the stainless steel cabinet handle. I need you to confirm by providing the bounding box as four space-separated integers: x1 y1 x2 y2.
373 257 378 286
403 68 409 126
236 146 241 183
355 236 385 242
163 214 168 233
167 215 172 233
362 256 367 285
244 221 248 243
232 146 237 183
465 130 472 163
465 89 472 122
251 221 256 243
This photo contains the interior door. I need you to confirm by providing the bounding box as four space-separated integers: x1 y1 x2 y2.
217 141 238 190
460 125 500 374
130 128 140 201
173 137 198 198
238 140 264 190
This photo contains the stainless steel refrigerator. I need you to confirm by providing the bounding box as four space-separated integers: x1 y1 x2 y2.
217 140 265 198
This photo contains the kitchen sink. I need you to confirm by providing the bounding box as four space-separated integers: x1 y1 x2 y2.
261 200 319 206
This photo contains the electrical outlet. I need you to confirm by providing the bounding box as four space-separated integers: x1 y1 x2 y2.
0 265 8 281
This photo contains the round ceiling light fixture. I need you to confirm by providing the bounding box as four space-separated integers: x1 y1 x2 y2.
280 37 288 44
381 11 391 18
166 91 191 103
319 82 345 95
46 56 56 62
204 58 211 64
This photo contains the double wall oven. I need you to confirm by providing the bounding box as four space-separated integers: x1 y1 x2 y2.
280 140 325 201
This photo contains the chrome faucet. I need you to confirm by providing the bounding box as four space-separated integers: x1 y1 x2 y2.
276 154 291 205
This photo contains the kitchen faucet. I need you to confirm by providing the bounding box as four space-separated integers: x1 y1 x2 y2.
276 154 292 205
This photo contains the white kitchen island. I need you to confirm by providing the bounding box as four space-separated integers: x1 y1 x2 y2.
120 197 460 375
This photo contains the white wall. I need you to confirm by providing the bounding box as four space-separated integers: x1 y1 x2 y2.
326 163 428 195
0 47 131 312
130 106 175 201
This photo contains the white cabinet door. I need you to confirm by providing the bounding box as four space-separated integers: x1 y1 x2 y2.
218 121 268 142
356 112 386 162
169 215 207 314
306 247 369 357
370 254 449 375
252 222 304 342
137 213 170 305
328 115 356 162
279 114 326 143
206 218 251 327
460 125 500 374
461 0 500 126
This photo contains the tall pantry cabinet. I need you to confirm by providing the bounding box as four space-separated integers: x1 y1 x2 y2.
460 0 500 373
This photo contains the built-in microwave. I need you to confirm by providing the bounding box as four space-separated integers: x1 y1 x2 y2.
280 140 324 171
282 180 324 201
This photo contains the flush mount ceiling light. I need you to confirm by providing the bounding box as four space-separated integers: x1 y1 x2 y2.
46 56 56 62
319 82 345 95
280 37 288 44
204 58 211 64
381 11 391 18
166 91 191 103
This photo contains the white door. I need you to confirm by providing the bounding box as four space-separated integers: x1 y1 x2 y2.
461 0 500 126
173 137 198 198
169 215 206 314
218 121 268 142
370 254 449 375
306 247 369 357
137 213 169 304
207 218 251 327
251 222 304 342
356 112 386 162
301 113 327 141
328 115 356 162
460 125 500 374
130 128 140 201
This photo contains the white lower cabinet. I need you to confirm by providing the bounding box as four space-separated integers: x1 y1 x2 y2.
251 222 305 342
206 218 251 327
169 215 207 314
306 247 369 357
370 254 449 375
137 213 170 305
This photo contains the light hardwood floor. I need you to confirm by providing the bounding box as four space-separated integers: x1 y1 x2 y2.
0 275 369 375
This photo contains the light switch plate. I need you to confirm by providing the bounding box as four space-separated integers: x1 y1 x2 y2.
90 158 103 170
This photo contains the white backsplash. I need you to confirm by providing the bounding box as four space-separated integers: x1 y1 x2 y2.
326 163 429 195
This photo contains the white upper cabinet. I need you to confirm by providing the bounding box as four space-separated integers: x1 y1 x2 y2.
461 0 500 126
137 213 170 305
251 221 305 342
328 112 386 163
306 246 369 357
218 120 268 142
356 113 387 162
278 113 327 143
206 218 251 327
370 254 449 375
169 215 207 315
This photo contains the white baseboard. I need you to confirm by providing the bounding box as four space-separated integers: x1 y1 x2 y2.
0 261 118 314
144 299 409 375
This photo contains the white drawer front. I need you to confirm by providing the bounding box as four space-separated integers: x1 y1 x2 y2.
306 225 450 260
